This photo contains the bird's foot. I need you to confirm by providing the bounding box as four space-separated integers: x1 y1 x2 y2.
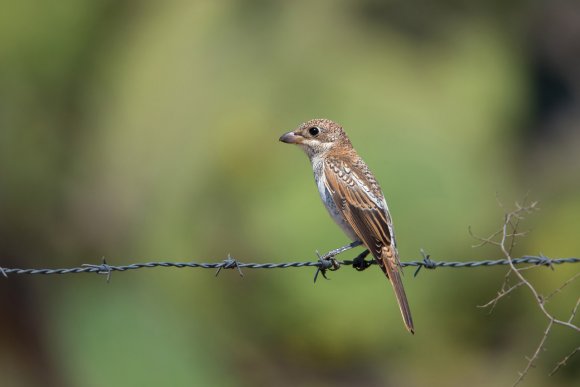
351 249 372 271
313 250 341 283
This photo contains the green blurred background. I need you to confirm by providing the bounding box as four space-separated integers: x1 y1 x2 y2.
1 1 579 386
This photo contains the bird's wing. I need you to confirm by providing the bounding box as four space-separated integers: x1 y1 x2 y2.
323 157 414 333
323 157 396 264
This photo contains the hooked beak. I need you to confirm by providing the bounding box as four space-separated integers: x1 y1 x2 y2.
279 131 303 144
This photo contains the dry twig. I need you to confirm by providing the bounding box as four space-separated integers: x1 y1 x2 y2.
473 199 579 386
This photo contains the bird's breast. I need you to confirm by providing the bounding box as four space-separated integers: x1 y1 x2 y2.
311 157 359 242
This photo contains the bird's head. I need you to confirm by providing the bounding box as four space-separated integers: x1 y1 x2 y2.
279 118 351 159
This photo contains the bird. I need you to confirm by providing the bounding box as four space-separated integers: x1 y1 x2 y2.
279 118 414 334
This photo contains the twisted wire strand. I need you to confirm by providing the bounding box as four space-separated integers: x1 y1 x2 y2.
0 255 577 278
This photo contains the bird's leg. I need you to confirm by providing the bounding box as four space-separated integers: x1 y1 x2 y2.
321 240 362 260
314 241 364 283
314 241 362 282
352 249 372 271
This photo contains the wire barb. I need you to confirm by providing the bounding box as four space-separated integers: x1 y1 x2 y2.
535 253 553 269
215 254 243 277
414 249 436 277
81 257 112 283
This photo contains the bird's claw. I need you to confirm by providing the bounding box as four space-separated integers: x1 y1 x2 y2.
351 249 371 271
313 250 340 283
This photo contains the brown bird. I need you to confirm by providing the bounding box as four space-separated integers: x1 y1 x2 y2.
279 118 414 334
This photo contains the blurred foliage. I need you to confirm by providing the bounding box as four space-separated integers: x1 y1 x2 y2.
1 0 579 386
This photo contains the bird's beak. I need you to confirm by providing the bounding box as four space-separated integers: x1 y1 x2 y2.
279 131 302 144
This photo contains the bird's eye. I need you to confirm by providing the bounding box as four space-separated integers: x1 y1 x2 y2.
308 127 320 136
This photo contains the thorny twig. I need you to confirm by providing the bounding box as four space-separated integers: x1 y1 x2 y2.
549 346 579 376
516 320 553 385
472 198 579 386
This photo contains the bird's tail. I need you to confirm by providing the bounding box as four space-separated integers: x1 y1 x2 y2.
381 246 415 334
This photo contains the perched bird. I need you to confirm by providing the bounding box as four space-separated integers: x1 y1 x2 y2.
279 118 414 334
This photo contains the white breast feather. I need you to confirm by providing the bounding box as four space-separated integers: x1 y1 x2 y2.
311 156 359 242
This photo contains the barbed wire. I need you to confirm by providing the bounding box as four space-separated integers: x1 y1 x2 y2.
4 200 576 384
1 243 578 283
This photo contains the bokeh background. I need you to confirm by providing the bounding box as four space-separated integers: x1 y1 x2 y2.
1 1 579 386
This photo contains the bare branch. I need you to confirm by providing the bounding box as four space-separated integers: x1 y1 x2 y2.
478 280 525 310
568 297 580 324
473 198 579 383
545 272 580 302
468 225 503 248
549 346 579 376
513 320 553 387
